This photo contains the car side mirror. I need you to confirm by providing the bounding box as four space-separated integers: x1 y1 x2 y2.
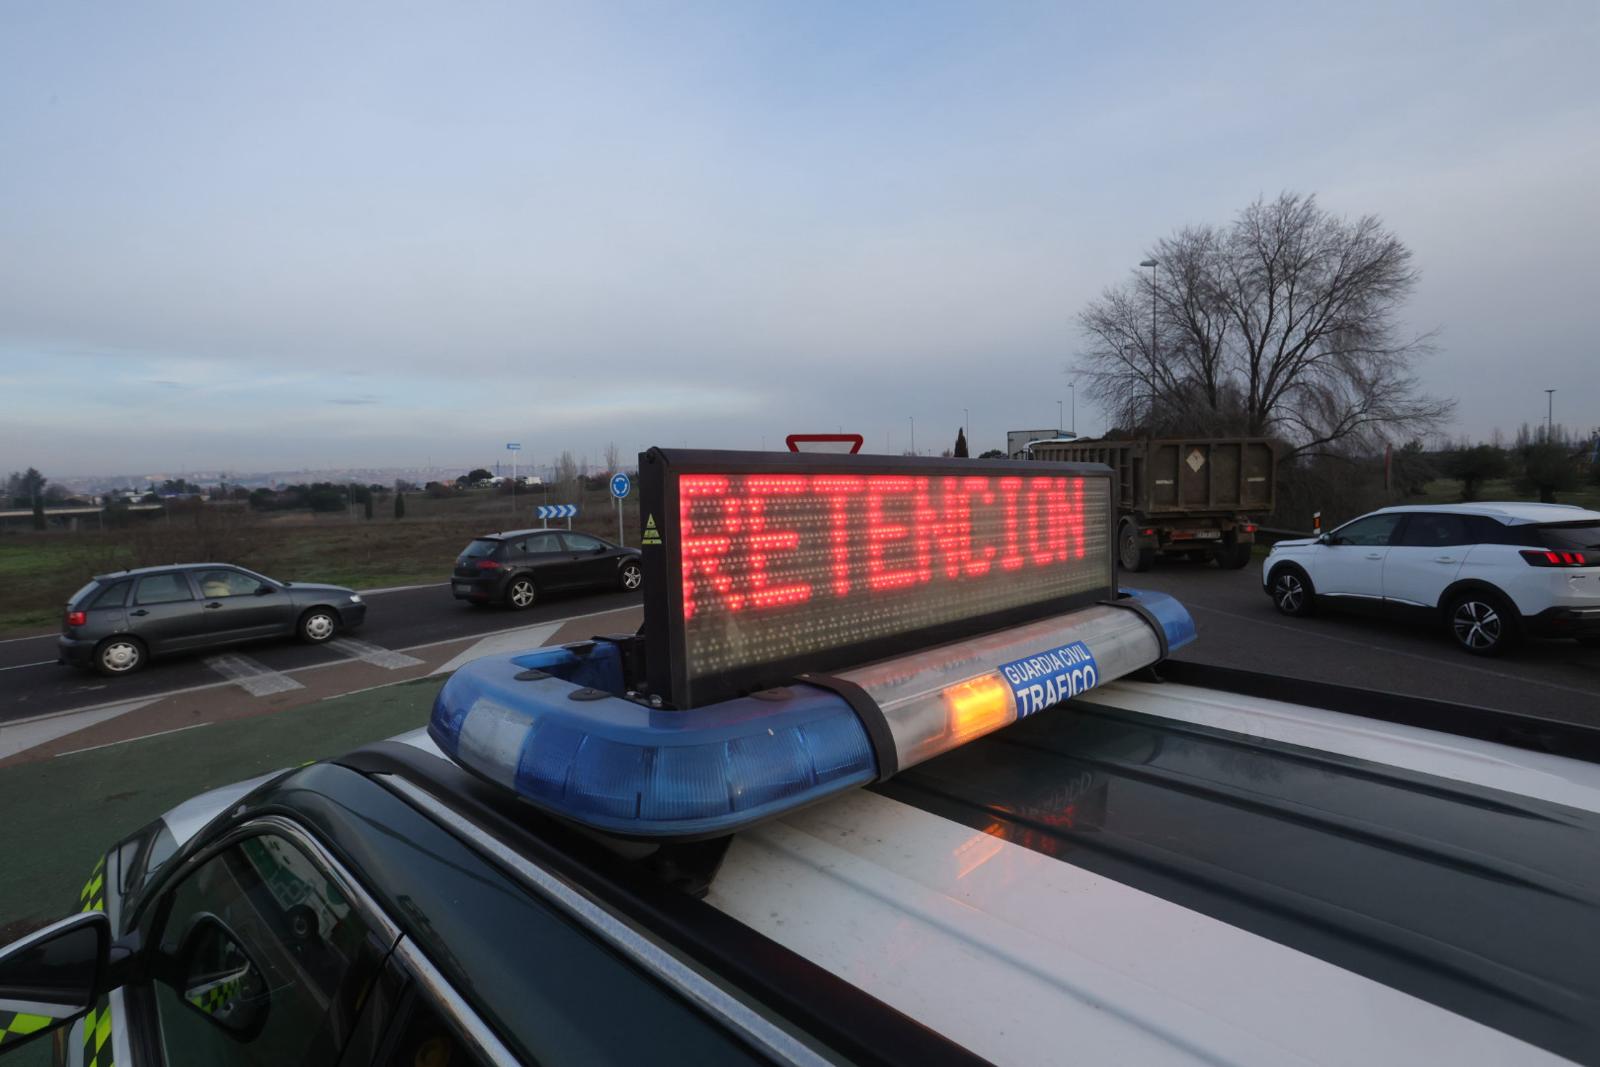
1317 533 1331 545
0 912 110 1054
254 586 275 596
593 545 607 554
172 915 268 1038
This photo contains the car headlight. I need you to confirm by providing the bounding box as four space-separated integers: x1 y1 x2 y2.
349 594 362 603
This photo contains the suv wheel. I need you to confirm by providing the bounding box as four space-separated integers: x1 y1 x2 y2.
95 637 146 676
1269 566 1315 617
619 561 643 592
298 608 339 643
1447 590 1517 656
505 576 537 610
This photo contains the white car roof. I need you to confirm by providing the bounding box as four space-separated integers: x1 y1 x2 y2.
707 679 1600 1066
1371 502 1600 525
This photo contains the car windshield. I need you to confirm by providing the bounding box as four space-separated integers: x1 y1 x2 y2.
1535 522 1600 551
460 538 502 559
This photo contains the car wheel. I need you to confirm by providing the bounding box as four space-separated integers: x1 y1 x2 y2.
298 608 339 643
1447 590 1518 656
1269 566 1315 617
1118 521 1153 573
1214 543 1253 570
94 637 146 676
618 560 643 592
505 576 537 610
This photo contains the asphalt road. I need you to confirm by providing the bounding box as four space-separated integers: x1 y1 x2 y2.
1130 560 1600 725
3 564 1595 728
0 582 642 724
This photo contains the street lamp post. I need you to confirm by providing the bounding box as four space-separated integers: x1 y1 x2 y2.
909 416 915 455
1545 389 1556 440
1057 400 1063 432
1139 258 1159 428
1069 383 1076 435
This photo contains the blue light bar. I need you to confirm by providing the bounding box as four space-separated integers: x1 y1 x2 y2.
1120 589 1199 652
429 642 877 838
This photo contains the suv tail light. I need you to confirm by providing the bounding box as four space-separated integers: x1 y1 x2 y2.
66 611 87 627
1521 549 1589 568
476 559 502 571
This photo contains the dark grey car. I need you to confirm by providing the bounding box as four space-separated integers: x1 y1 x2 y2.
57 564 368 675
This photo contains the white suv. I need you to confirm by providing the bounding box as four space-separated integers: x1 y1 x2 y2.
1262 502 1600 655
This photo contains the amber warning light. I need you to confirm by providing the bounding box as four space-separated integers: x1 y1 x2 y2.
638 449 1116 708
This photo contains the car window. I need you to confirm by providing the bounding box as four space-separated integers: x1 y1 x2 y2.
562 533 604 551
1396 514 1472 548
90 580 132 609
196 569 267 598
1332 514 1403 547
460 539 502 559
1535 522 1600 552
524 532 564 553
136 573 194 605
378 988 489 1067
151 832 384 1067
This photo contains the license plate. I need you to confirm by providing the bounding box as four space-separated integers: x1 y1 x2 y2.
1172 530 1221 540
453 583 471 593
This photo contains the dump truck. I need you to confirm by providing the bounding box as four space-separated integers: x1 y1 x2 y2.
1027 436 1277 571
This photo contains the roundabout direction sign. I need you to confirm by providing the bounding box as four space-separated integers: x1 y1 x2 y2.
610 472 631 547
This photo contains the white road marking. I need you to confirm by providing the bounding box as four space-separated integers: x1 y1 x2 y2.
0 697 159 760
1 603 642 723
430 623 565 676
55 721 209 758
0 659 55 672
329 637 424 670
356 581 448 596
203 652 306 696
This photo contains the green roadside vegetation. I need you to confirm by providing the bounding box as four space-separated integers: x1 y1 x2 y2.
0 486 640 636
0 676 444 942
1409 477 1600 511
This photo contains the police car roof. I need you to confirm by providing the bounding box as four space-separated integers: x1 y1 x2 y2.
1370 501 1600 524
347 673 1600 1066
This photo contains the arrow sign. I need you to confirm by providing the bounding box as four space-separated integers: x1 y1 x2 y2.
536 504 577 519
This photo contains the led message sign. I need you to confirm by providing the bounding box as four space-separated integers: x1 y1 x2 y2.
639 449 1115 709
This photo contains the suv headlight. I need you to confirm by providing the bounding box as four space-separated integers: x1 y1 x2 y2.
349 594 362 603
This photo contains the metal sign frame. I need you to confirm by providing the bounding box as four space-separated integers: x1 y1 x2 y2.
639 447 1117 709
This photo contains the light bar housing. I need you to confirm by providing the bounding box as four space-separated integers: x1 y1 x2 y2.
428 590 1194 839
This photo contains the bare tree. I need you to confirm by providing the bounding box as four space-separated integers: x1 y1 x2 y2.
1075 193 1451 456
603 441 622 474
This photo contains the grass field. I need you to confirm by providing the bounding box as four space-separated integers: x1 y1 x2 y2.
1408 477 1600 511
0 487 641 636
0 676 443 1067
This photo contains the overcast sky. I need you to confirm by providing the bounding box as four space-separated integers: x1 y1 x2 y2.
2 2 1596 477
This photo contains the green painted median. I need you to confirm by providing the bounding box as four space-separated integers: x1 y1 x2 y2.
0 677 444 941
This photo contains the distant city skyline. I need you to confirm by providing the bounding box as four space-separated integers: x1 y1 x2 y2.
3 3 1596 476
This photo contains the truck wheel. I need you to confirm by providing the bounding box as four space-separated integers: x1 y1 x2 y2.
1215 543 1253 570
1118 521 1153 573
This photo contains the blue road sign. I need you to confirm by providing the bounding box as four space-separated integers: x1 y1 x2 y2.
536 504 577 519
506 442 522 451
610 473 631 499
